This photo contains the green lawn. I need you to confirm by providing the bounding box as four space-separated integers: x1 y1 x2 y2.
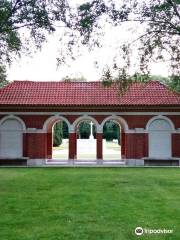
0 168 179 240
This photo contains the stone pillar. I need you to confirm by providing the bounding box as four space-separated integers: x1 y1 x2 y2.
69 132 77 162
96 132 103 162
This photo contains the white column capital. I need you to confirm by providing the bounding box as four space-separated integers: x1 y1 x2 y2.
96 125 103 134
69 124 75 133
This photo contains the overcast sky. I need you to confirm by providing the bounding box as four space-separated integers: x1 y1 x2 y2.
7 0 169 82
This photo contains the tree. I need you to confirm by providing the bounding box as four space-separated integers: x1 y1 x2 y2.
164 75 180 92
78 122 90 139
0 65 8 87
62 75 87 82
1 1 179 92
103 121 120 143
53 122 63 147
53 121 69 146
73 0 180 69
0 0 71 77
66 0 180 92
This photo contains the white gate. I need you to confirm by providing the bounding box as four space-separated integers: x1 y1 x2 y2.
0 119 23 158
148 119 172 158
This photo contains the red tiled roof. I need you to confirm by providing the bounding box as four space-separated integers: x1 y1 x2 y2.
0 80 180 106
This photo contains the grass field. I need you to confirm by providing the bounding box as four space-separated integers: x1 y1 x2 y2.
0 168 179 240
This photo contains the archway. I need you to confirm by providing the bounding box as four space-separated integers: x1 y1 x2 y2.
147 117 174 158
43 116 71 160
103 120 121 160
100 116 128 160
0 117 25 158
73 116 98 160
52 120 69 160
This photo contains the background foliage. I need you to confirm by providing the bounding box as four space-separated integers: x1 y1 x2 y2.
0 1 179 92
53 120 120 146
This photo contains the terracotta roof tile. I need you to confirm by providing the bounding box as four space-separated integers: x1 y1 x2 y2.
0 80 180 106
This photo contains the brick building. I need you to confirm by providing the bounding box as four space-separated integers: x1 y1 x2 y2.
0 80 180 166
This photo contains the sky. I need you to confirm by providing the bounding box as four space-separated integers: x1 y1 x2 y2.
7 1 169 82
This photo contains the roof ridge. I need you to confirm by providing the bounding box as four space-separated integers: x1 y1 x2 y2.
12 80 102 83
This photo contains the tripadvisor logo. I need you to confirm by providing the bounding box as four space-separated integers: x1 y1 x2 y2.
135 226 173 236
135 227 143 236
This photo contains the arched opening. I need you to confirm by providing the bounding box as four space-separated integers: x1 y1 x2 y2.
148 118 173 158
52 120 69 160
75 120 97 160
44 116 71 161
103 120 121 160
101 116 128 160
0 118 24 158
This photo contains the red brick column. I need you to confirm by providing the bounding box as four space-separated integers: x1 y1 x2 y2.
144 133 148 157
96 133 103 160
47 133 52 159
69 133 77 160
26 133 47 159
121 131 125 159
125 133 148 159
23 133 27 157
172 134 180 157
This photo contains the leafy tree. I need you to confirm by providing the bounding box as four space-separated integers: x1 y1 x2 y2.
74 0 180 69
0 65 8 87
0 0 68 61
53 121 69 146
103 121 120 143
77 122 96 139
164 75 180 92
62 75 87 82
78 122 90 139
67 0 180 92
53 122 63 147
1 0 179 92
0 0 71 76
63 122 69 139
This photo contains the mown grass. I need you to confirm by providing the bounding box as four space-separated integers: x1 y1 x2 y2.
0 168 179 240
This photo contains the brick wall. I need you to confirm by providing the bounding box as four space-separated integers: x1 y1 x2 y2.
47 133 52 159
23 133 27 157
63 115 81 124
166 115 180 129
69 133 77 159
121 131 125 158
2 114 179 160
92 115 110 124
121 115 154 129
26 133 47 158
19 115 51 129
96 133 103 159
125 133 148 159
172 134 180 157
